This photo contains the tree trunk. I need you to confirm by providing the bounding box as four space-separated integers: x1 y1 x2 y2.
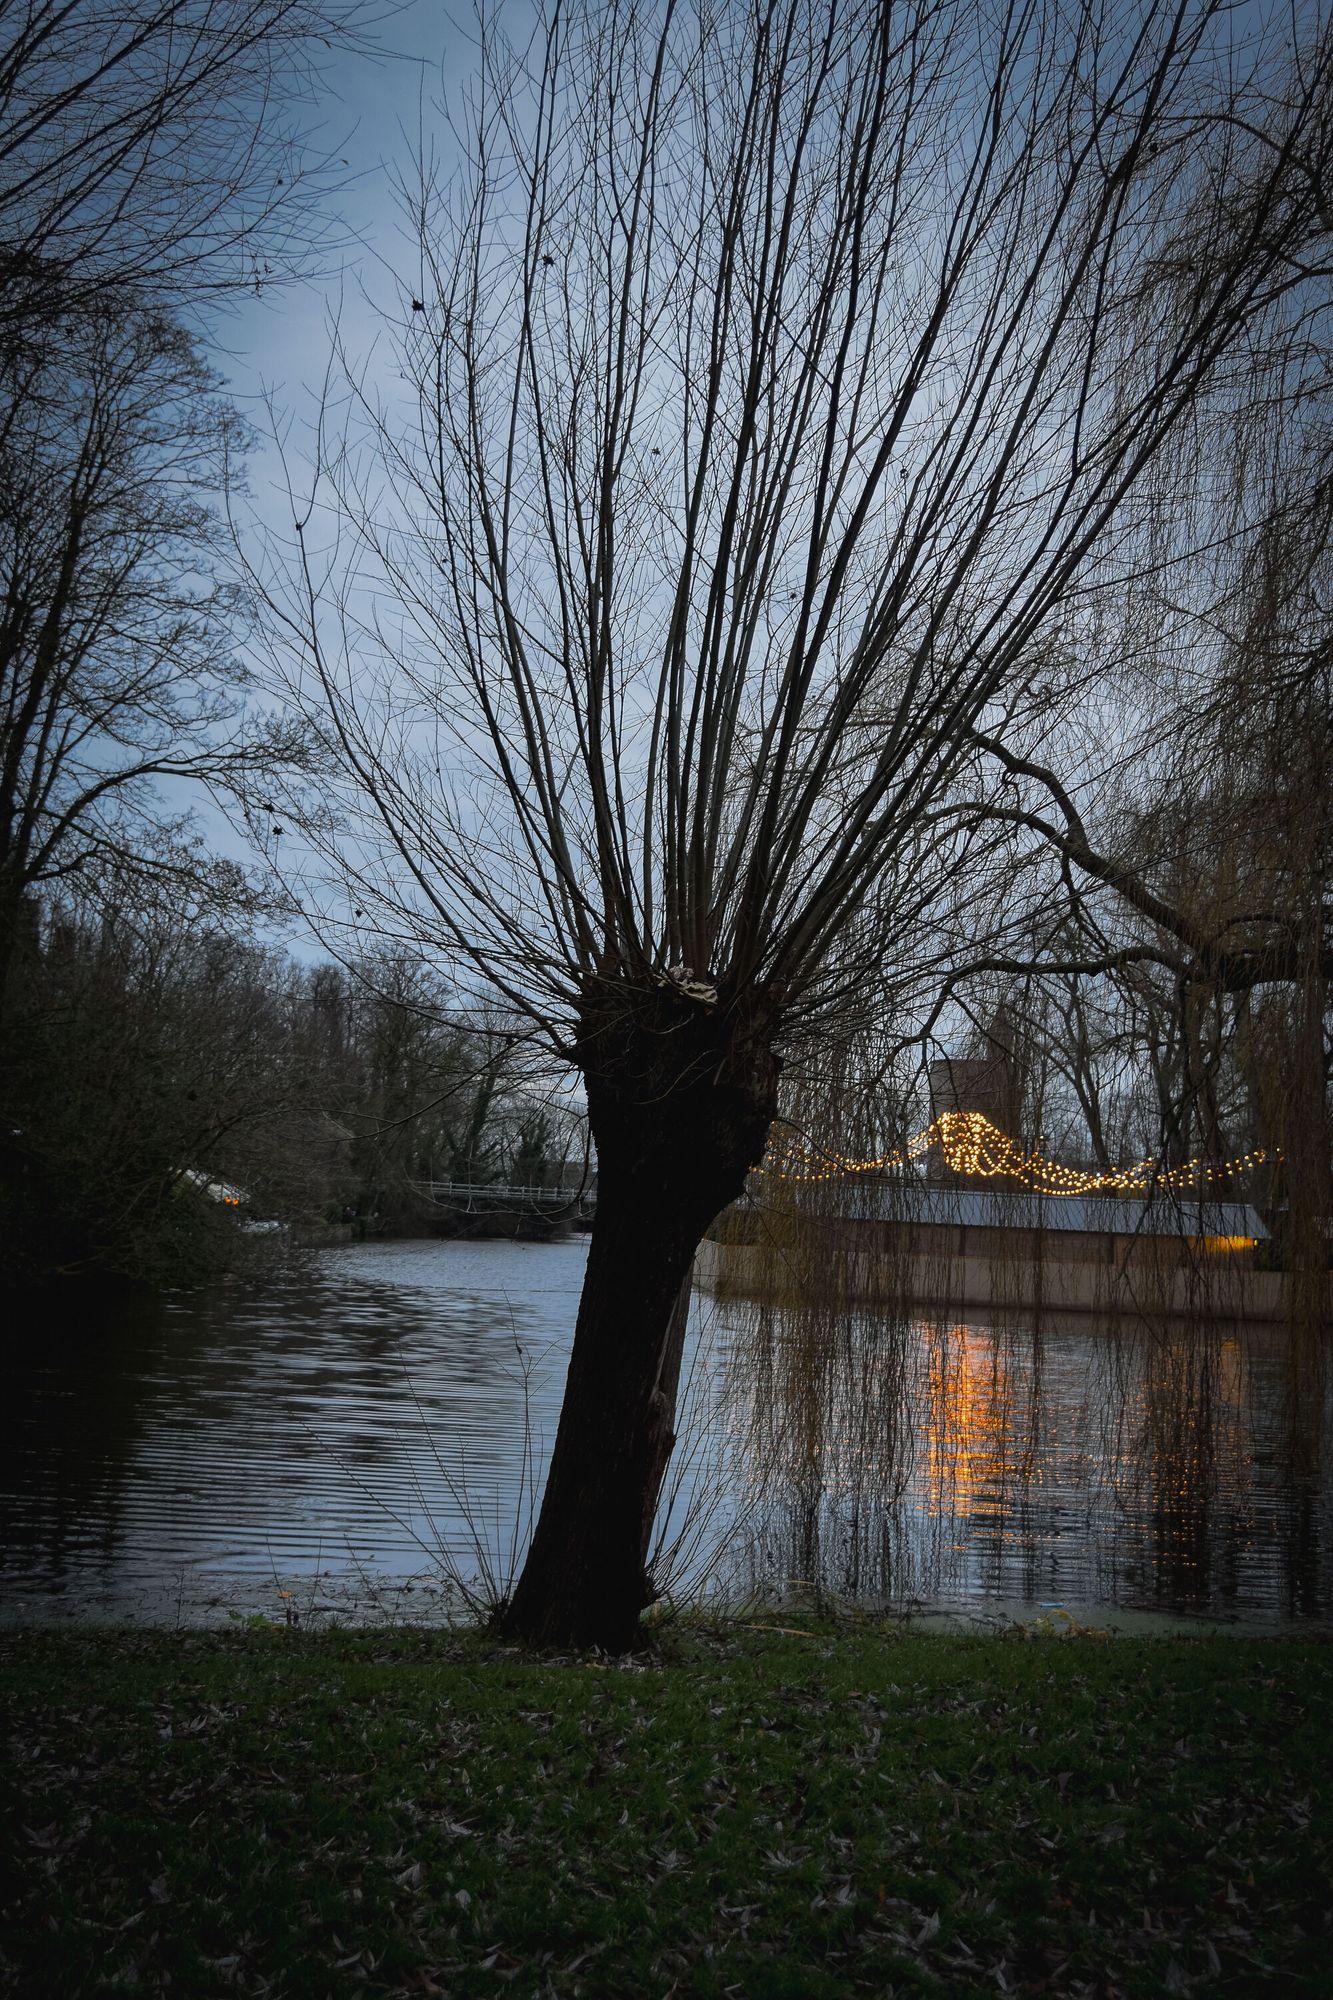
499 977 778 1651
639 1270 692 1572
0 885 40 1036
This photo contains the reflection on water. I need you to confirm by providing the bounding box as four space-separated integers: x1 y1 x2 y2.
711 1299 1332 1622
2 1240 1329 1624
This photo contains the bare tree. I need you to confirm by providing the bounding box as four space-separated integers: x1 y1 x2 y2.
0 0 381 994
256 0 1328 1647
0 299 312 1003
957 0 1333 1007
0 0 371 345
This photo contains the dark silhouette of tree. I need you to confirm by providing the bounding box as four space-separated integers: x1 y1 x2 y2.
0 0 379 996
256 0 1329 1648
2 881 342 1282
0 0 369 346
0 300 308 1002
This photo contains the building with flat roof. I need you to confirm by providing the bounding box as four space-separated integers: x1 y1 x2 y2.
853 1181 1267 1265
696 1176 1291 1319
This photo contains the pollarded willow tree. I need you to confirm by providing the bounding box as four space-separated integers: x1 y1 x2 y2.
261 0 1327 1647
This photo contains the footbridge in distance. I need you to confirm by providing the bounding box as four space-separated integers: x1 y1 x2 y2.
412 1180 597 1223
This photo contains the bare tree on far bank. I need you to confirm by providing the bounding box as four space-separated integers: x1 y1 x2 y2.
0 0 406 1287
2 896 566 1283
254 0 1330 1649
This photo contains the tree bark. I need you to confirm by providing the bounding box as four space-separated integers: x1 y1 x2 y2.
499 977 778 1651
639 1270 692 1574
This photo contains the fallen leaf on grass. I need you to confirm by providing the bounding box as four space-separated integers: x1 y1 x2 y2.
480 1946 521 1971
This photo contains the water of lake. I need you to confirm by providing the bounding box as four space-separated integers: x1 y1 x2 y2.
3 1239 1330 1628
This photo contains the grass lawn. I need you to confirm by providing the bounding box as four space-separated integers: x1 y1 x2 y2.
2 1619 1330 1996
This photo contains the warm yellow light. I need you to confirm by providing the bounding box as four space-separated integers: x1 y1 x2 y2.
1199 1236 1256 1254
755 1108 1279 1198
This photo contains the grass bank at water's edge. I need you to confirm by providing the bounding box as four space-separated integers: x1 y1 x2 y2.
2 1621 1330 1996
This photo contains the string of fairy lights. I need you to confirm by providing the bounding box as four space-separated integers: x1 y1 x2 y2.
759 1109 1279 1196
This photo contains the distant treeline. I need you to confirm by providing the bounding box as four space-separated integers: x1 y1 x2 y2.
0 894 582 1286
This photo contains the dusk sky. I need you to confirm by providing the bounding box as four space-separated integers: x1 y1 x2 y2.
223 3 505 496
205 3 496 922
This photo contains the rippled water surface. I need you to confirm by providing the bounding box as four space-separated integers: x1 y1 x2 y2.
3 1239 1330 1625
4 1242 587 1622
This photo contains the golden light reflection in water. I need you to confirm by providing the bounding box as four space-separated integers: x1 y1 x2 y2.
921 1323 1026 1522
700 1286 1309 1613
